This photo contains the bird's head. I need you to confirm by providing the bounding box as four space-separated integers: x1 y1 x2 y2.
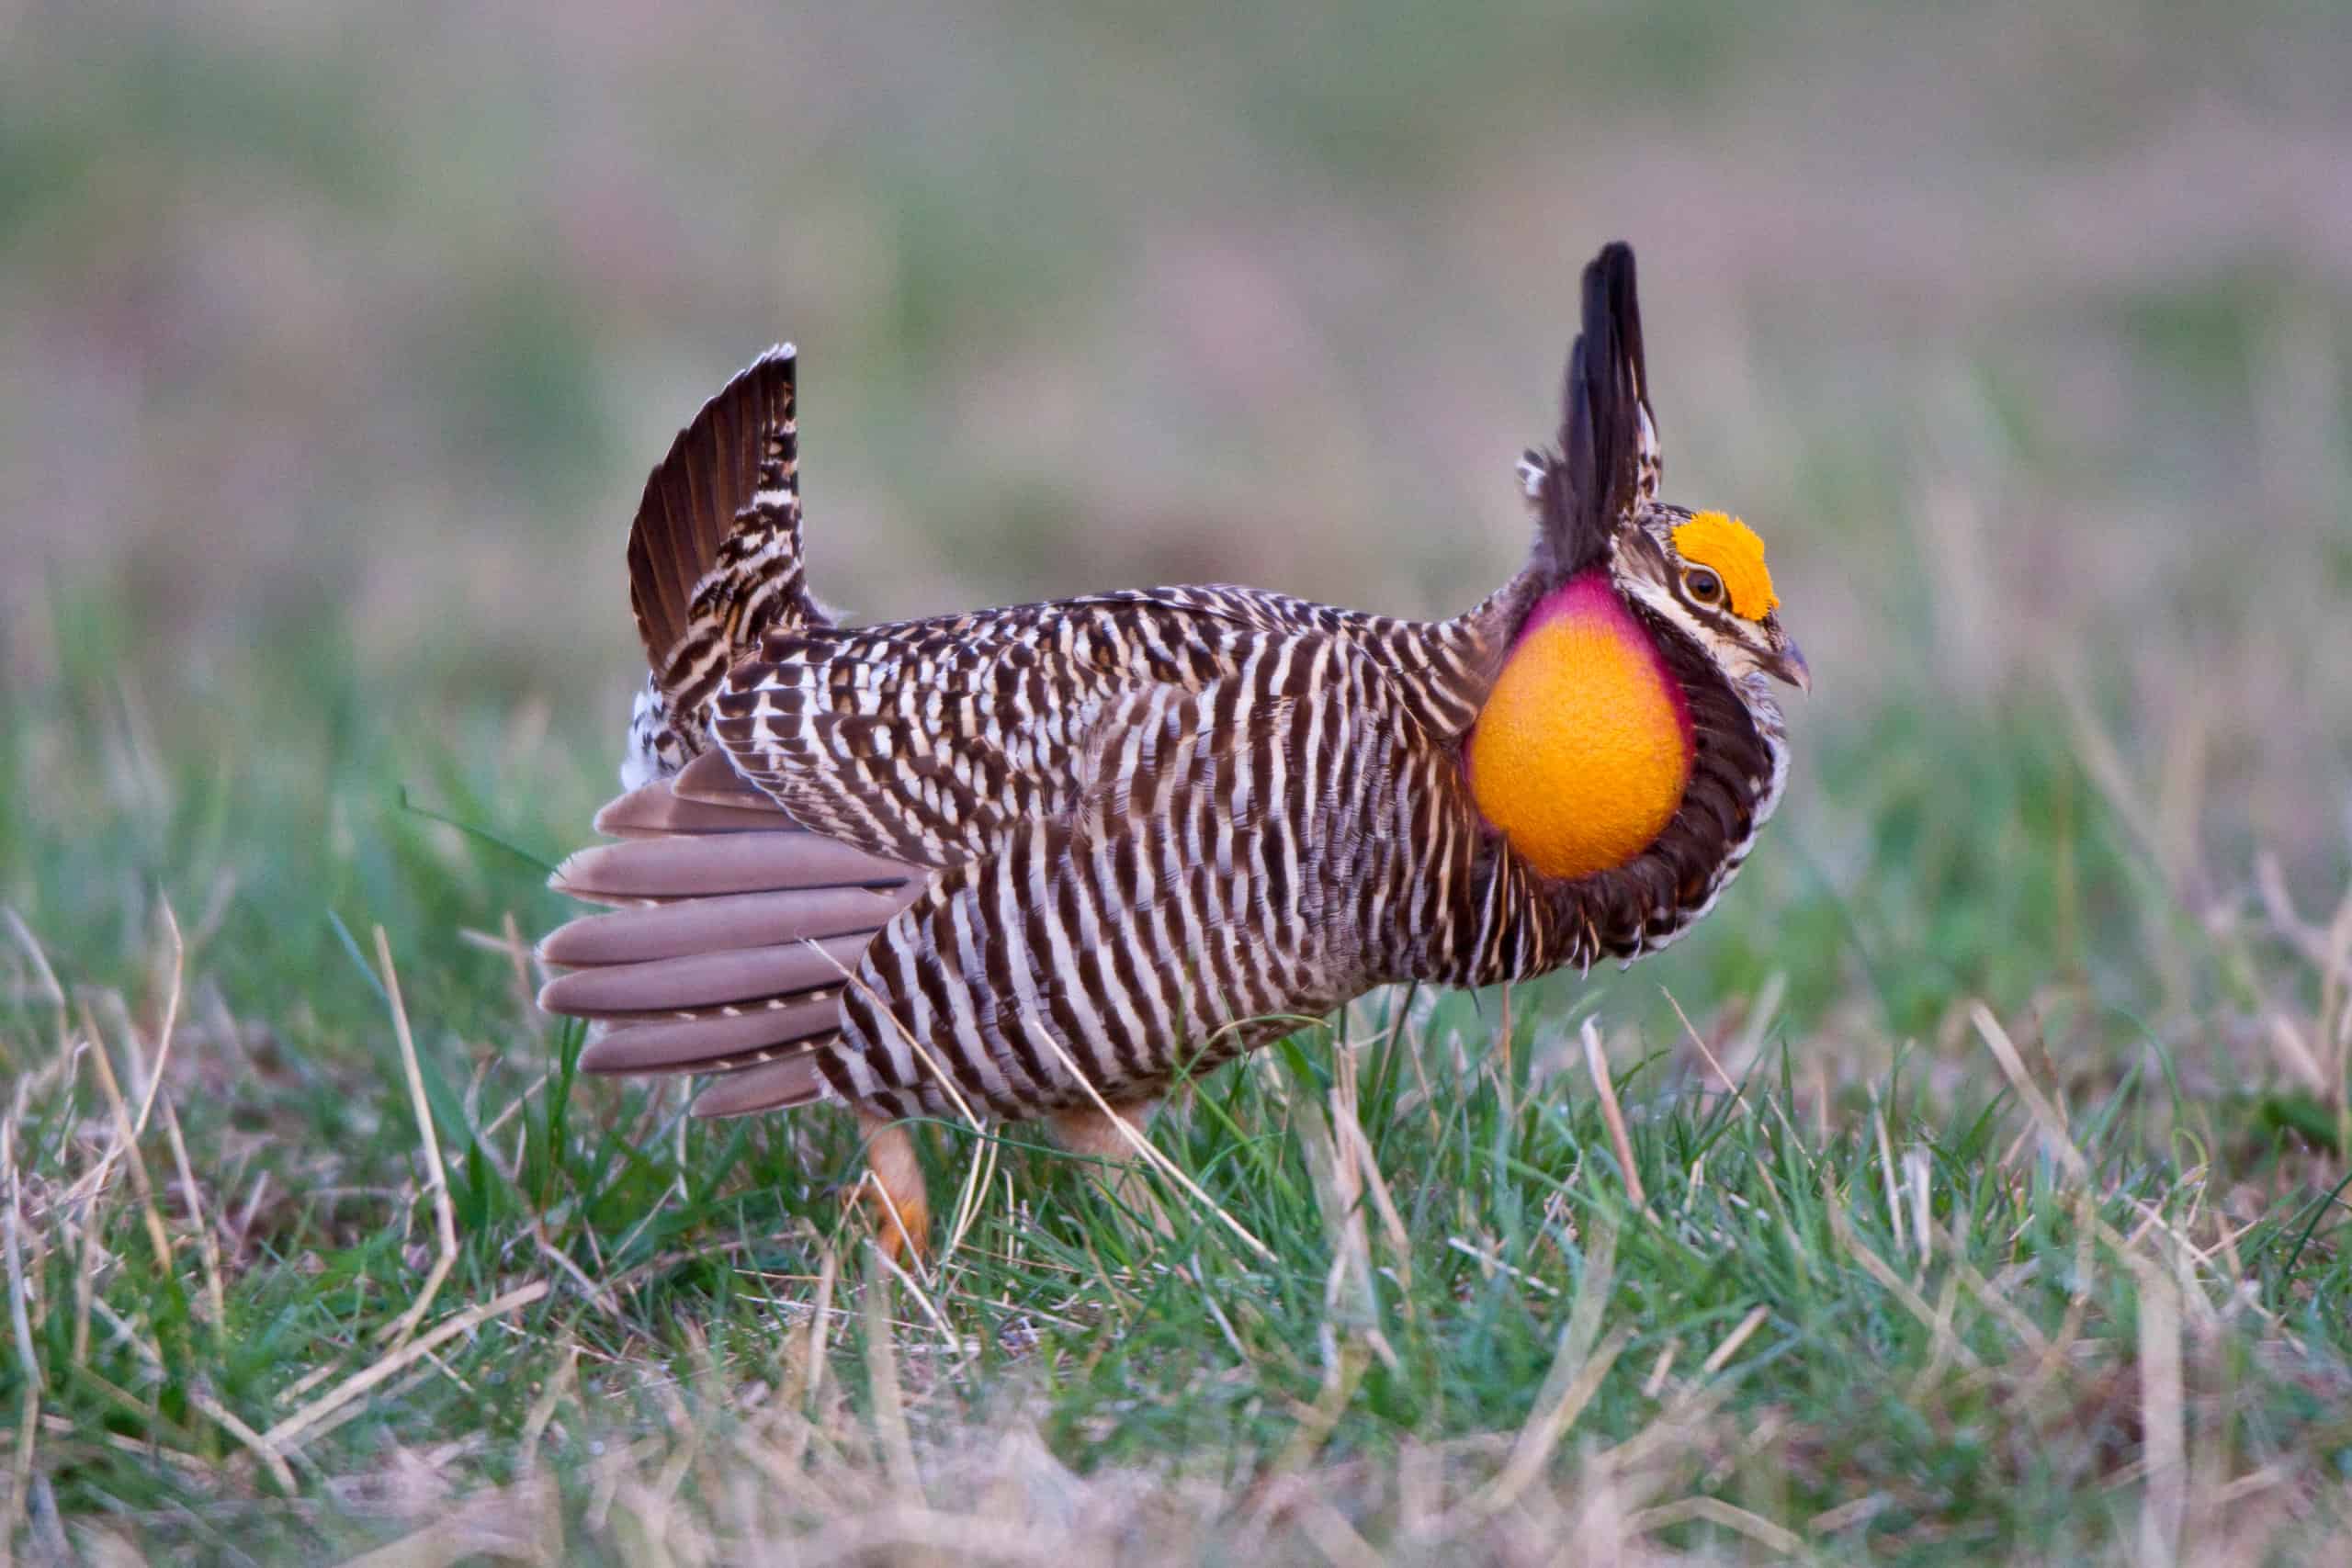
1517 242 1808 699
1468 243 1804 885
1611 506 1809 694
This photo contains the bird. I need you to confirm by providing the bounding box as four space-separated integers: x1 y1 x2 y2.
535 242 1807 1258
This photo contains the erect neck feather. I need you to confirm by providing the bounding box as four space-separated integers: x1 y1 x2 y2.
1465 572 1694 880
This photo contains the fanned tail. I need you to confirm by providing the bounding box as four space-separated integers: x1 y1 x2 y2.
622 345 829 785
537 751 922 1117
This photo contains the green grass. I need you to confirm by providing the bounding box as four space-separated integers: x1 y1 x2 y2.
6 614 2352 1565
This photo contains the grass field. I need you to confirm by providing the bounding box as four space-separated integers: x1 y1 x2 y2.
7 2 2352 1562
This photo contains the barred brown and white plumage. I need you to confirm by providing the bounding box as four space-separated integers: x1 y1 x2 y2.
537 243 1809 1255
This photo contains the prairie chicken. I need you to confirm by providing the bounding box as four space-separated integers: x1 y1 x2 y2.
537 243 1807 1256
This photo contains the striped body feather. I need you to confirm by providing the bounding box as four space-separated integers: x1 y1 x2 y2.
542 255 1792 1126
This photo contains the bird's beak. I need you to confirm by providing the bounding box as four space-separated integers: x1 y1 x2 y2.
1763 637 1811 694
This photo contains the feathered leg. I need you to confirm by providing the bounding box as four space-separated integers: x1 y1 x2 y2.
1048 1100 1168 1236
858 1111 930 1263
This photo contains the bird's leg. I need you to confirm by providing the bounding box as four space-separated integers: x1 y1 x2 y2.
1047 1097 1155 1161
857 1111 930 1263
1048 1100 1169 1236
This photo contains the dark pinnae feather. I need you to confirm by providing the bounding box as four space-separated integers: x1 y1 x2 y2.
626 345 797 673
1539 242 1652 577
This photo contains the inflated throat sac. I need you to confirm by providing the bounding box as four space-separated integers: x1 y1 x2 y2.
1468 573 1694 880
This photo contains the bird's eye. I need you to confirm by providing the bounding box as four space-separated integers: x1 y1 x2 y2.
1684 567 1724 606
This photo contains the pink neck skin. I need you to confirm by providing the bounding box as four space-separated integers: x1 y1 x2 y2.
1482 570 1694 746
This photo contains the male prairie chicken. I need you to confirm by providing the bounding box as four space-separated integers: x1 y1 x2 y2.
537 242 1807 1257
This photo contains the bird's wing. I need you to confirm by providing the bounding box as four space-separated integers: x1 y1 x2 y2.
544 592 1319 1113
704 591 1295 868
815 631 1487 1118
534 752 926 1116
545 592 1490 1118
703 580 1496 870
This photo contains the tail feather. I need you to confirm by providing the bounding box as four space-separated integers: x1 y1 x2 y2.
627 344 813 679
622 345 827 784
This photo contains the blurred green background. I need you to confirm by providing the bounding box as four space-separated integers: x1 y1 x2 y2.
9 6 2352 1557
5 0 2350 1045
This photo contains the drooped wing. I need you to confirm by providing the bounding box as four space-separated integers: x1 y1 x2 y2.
545 592 1299 1116
545 618 1496 1121
536 750 925 1116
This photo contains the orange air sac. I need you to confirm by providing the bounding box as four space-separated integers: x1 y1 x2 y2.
1467 574 1694 880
